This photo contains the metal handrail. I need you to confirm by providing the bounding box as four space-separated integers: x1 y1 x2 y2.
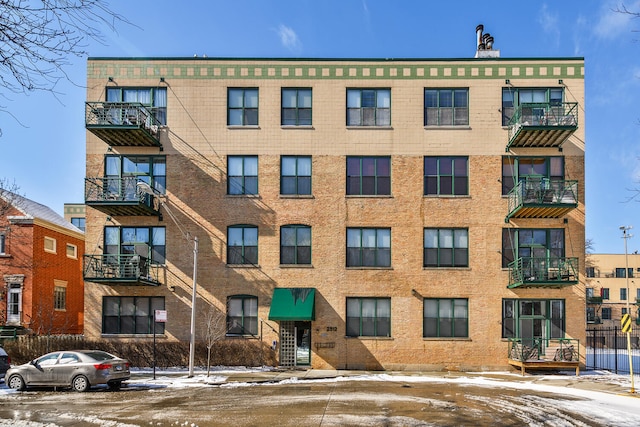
507 101 578 141
508 337 580 362
507 178 578 213
85 101 160 134
83 253 160 283
508 256 579 285
84 176 158 207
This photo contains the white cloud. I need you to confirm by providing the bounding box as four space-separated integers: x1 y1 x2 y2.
538 3 561 48
276 24 302 53
594 0 640 40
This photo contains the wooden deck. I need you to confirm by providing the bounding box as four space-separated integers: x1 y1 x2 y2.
509 358 580 376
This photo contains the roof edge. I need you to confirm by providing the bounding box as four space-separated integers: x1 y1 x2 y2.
87 56 585 62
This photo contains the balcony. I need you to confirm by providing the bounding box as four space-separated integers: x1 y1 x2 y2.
508 338 580 375
84 254 161 286
507 102 578 150
508 256 579 288
587 296 603 305
85 177 160 216
587 316 602 324
85 102 162 148
506 178 578 221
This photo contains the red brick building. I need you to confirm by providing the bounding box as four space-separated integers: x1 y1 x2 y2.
0 191 85 335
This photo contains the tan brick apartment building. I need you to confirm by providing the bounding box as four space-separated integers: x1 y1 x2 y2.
586 253 640 327
82 43 586 370
0 192 85 335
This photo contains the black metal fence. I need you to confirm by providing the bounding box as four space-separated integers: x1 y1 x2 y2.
586 327 640 376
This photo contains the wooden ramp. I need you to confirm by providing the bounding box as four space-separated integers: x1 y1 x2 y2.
509 358 580 376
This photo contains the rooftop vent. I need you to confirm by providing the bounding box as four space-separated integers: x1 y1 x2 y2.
475 24 500 58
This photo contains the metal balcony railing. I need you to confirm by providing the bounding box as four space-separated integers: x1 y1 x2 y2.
586 296 603 305
508 256 579 288
507 102 578 149
85 102 162 147
508 338 579 362
83 254 161 286
84 177 160 216
506 178 578 220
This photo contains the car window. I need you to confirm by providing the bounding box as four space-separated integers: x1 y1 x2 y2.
84 351 115 361
59 353 80 364
37 353 60 366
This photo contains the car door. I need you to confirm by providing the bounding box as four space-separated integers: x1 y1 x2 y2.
26 352 60 385
53 353 82 386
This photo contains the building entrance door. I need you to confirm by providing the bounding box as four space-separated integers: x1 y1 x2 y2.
279 321 311 367
7 284 22 325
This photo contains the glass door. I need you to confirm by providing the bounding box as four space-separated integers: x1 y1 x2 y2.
295 321 311 366
7 284 21 325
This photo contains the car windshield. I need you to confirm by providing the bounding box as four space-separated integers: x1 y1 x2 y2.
84 351 115 361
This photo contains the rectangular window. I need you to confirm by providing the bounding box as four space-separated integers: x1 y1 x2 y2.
586 288 594 298
424 229 468 267
280 225 311 265
502 156 564 195
228 156 258 195
601 288 610 300
502 87 563 126
281 156 311 195
70 217 85 232
615 268 627 278
66 244 78 259
227 225 258 265
501 228 565 268
346 156 391 196
347 228 391 267
424 89 469 126
347 89 390 126
346 297 391 337
106 87 167 125
228 88 258 126
227 295 258 335
44 236 56 254
423 298 468 338
424 156 468 196
54 284 66 311
105 155 166 199
282 88 312 126
0 233 5 254
502 299 565 338
620 288 627 301
586 266 595 278
102 296 165 335
602 307 612 320
104 226 166 265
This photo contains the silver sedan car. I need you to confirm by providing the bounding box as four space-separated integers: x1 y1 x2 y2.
6 350 130 392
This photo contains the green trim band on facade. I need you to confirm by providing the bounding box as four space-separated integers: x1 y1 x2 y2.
268 288 316 321
88 62 584 81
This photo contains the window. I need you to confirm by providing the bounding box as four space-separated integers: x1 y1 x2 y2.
54 283 66 311
346 156 391 196
227 225 258 265
502 299 565 339
601 307 612 320
228 156 258 195
502 156 564 195
105 155 166 199
281 156 311 195
66 244 77 259
586 288 594 298
346 297 391 337
280 225 311 265
228 88 258 126
424 229 468 267
347 228 391 267
347 89 390 126
44 237 56 253
424 299 468 338
424 157 468 196
0 233 5 254
104 226 166 265
501 228 565 268
616 268 626 278
622 308 628 315
586 266 595 278
70 217 85 232
102 296 165 334
106 87 167 125
502 87 563 126
282 88 312 126
620 288 627 301
601 288 610 300
637 288 640 299
227 295 258 335
424 89 469 126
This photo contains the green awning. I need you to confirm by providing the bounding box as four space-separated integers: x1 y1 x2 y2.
268 288 316 321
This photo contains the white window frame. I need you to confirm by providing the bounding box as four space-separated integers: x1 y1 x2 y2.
44 236 57 254
66 243 78 259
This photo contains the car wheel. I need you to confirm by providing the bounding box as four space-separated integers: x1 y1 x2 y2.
8 374 26 391
71 375 90 392
107 380 122 391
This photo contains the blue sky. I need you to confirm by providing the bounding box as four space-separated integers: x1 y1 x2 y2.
1 0 639 253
